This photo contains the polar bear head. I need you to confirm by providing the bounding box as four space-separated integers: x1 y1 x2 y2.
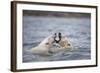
54 33 73 49
60 35 73 49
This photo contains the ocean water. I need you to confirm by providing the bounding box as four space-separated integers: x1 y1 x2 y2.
23 14 91 63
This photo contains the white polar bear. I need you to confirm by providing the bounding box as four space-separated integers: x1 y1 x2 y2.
59 35 73 49
31 35 54 55
49 34 73 53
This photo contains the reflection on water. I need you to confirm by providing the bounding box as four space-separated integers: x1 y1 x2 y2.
23 13 91 63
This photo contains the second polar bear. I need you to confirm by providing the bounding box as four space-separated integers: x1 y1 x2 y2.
31 35 54 55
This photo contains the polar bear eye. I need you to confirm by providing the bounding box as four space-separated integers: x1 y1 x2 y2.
67 43 70 46
46 43 49 45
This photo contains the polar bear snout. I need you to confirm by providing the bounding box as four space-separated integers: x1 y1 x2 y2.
54 33 61 43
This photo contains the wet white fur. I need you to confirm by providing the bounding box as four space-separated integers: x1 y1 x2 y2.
31 35 54 55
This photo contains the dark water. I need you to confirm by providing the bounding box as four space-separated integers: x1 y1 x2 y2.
23 14 91 63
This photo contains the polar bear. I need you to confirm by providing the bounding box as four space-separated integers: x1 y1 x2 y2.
49 33 73 53
31 35 54 55
59 33 73 49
